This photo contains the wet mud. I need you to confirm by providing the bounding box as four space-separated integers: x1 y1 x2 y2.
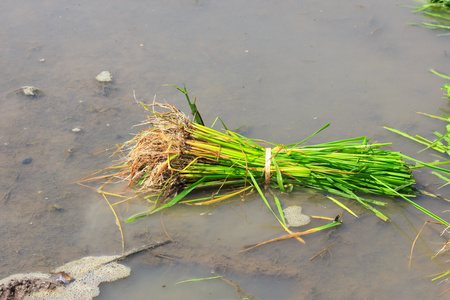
0 277 61 300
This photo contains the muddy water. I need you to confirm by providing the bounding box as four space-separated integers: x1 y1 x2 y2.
1 0 449 299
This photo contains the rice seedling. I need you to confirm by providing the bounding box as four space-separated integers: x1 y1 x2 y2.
430 69 450 98
384 69 450 188
413 0 450 14
408 0 450 33
384 112 450 155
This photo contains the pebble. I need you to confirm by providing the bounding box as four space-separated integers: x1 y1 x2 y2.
22 158 33 165
20 86 42 97
95 71 113 82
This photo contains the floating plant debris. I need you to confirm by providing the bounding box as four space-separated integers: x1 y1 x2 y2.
283 206 311 227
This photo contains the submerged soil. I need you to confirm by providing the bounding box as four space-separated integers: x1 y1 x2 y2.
0 277 60 300
142 232 305 279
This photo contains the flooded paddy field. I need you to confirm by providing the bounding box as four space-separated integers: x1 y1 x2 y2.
0 1 449 299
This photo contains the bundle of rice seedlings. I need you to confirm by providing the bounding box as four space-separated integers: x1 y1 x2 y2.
97 92 419 223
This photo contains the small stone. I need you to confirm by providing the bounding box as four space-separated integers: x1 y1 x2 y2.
48 204 64 211
95 71 113 82
71 128 82 132
20 86 42 96
39 59 46 63
50 272 73 285
22 158 33 165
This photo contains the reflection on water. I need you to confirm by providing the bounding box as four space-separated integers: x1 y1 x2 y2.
0 0 449 299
